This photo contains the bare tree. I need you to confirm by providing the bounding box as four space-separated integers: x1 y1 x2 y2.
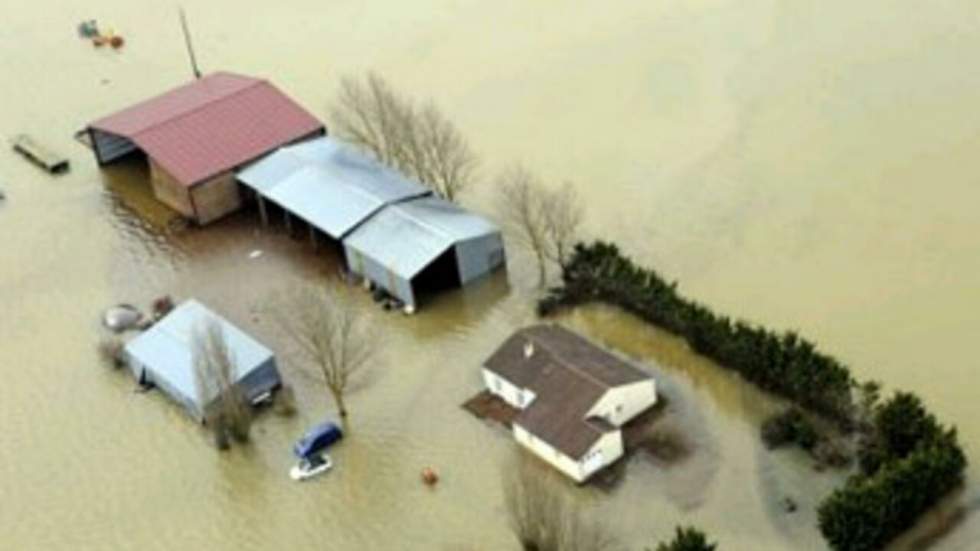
496 165 551 286
271 285 375 422
496 165 584 287
192 319 252 449
542 181 584 268
330 72 478 202
503 455 616 551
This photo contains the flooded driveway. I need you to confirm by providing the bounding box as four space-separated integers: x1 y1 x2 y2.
1 1 978 549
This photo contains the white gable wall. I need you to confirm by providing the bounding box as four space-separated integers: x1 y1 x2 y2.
581 430 624 481
586 379 657 427
482 368 536 409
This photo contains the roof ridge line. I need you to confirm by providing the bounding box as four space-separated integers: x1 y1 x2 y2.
391 199 453 241
527 330 614 392
130 76 266 139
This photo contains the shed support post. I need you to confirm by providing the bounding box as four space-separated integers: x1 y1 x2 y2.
309 224 317 251
257 195 268 228
284 211 292 235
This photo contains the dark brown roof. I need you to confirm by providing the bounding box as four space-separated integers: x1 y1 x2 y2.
484 324 650 392
514 365 608 459
484 324 653 459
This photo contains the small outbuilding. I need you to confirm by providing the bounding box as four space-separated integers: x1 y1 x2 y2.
236 136 430 238
122 299 281 421
343 196 506 309
87 72 324 225
482 324 657 483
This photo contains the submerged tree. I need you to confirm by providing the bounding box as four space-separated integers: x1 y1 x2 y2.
652 526 718 551
503 454 615 551
496 164 584 287
331 72 478 202
192 319 252 450
271 285 375 422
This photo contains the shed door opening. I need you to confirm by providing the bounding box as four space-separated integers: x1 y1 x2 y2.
411 247 462 305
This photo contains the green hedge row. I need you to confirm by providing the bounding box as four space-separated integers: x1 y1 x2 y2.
539 241 854 422
540 241 968 551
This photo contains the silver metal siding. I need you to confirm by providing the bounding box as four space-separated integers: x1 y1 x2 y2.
455 231 506 284
92 129 137 163
345 243 416 306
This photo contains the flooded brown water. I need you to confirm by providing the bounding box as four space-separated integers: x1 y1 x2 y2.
2 1 978 549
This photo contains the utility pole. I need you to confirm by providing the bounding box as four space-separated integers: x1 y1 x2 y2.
179 7 202 79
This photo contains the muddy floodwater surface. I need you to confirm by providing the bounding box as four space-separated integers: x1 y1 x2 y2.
2 1 979 549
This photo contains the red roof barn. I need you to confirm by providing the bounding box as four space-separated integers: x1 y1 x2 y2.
87 72 324 224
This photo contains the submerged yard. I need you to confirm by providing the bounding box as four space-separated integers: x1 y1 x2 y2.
2 1 979 549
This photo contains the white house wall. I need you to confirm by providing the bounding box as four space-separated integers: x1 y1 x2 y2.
587 379 657 427
482 369 535 409
513 423 589 482
580 430 624 481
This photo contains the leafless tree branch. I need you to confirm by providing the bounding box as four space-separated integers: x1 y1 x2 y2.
503 454 617 551
192 319 252 448
269 285 376 422
496 165 584 287
330 72 478 202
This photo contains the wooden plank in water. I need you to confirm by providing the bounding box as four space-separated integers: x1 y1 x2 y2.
11 134 70 174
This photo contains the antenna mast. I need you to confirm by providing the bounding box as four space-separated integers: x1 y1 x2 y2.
179 7 202 79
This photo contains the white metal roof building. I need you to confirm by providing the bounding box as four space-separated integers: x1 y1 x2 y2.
122 300 281 421
237 136 430 238
343 196 506 308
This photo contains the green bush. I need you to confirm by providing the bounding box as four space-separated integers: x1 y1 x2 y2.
818 430 966 551
858 392 941 475
761 408 819 451
652 526 717 551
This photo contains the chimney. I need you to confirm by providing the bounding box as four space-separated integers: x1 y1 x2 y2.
523 341 534 359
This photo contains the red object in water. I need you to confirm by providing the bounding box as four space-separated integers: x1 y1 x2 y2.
421 467 439 486
110 36 124 49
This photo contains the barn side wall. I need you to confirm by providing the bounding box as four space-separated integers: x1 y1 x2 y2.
455 232 506 285
235 356 282 403
149 159 195 218
190 171 243 225
344 245 416 306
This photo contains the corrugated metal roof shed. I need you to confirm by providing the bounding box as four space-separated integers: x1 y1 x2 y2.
88 72 323 186
123 300 280 420
266 166 388 238
344 196 501 280
237 136 430 238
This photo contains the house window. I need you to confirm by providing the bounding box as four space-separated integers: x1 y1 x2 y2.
615 404 623 414
493 378 501 392
516 391 525 407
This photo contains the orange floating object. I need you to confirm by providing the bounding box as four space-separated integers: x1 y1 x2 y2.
109 35 124 49
421 467 439 486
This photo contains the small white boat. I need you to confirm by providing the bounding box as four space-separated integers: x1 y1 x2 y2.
290 453 333 481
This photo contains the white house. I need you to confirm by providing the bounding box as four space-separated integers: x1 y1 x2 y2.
482 324 657 483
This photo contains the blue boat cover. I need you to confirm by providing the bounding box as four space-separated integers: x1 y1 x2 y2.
293 421 343 458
